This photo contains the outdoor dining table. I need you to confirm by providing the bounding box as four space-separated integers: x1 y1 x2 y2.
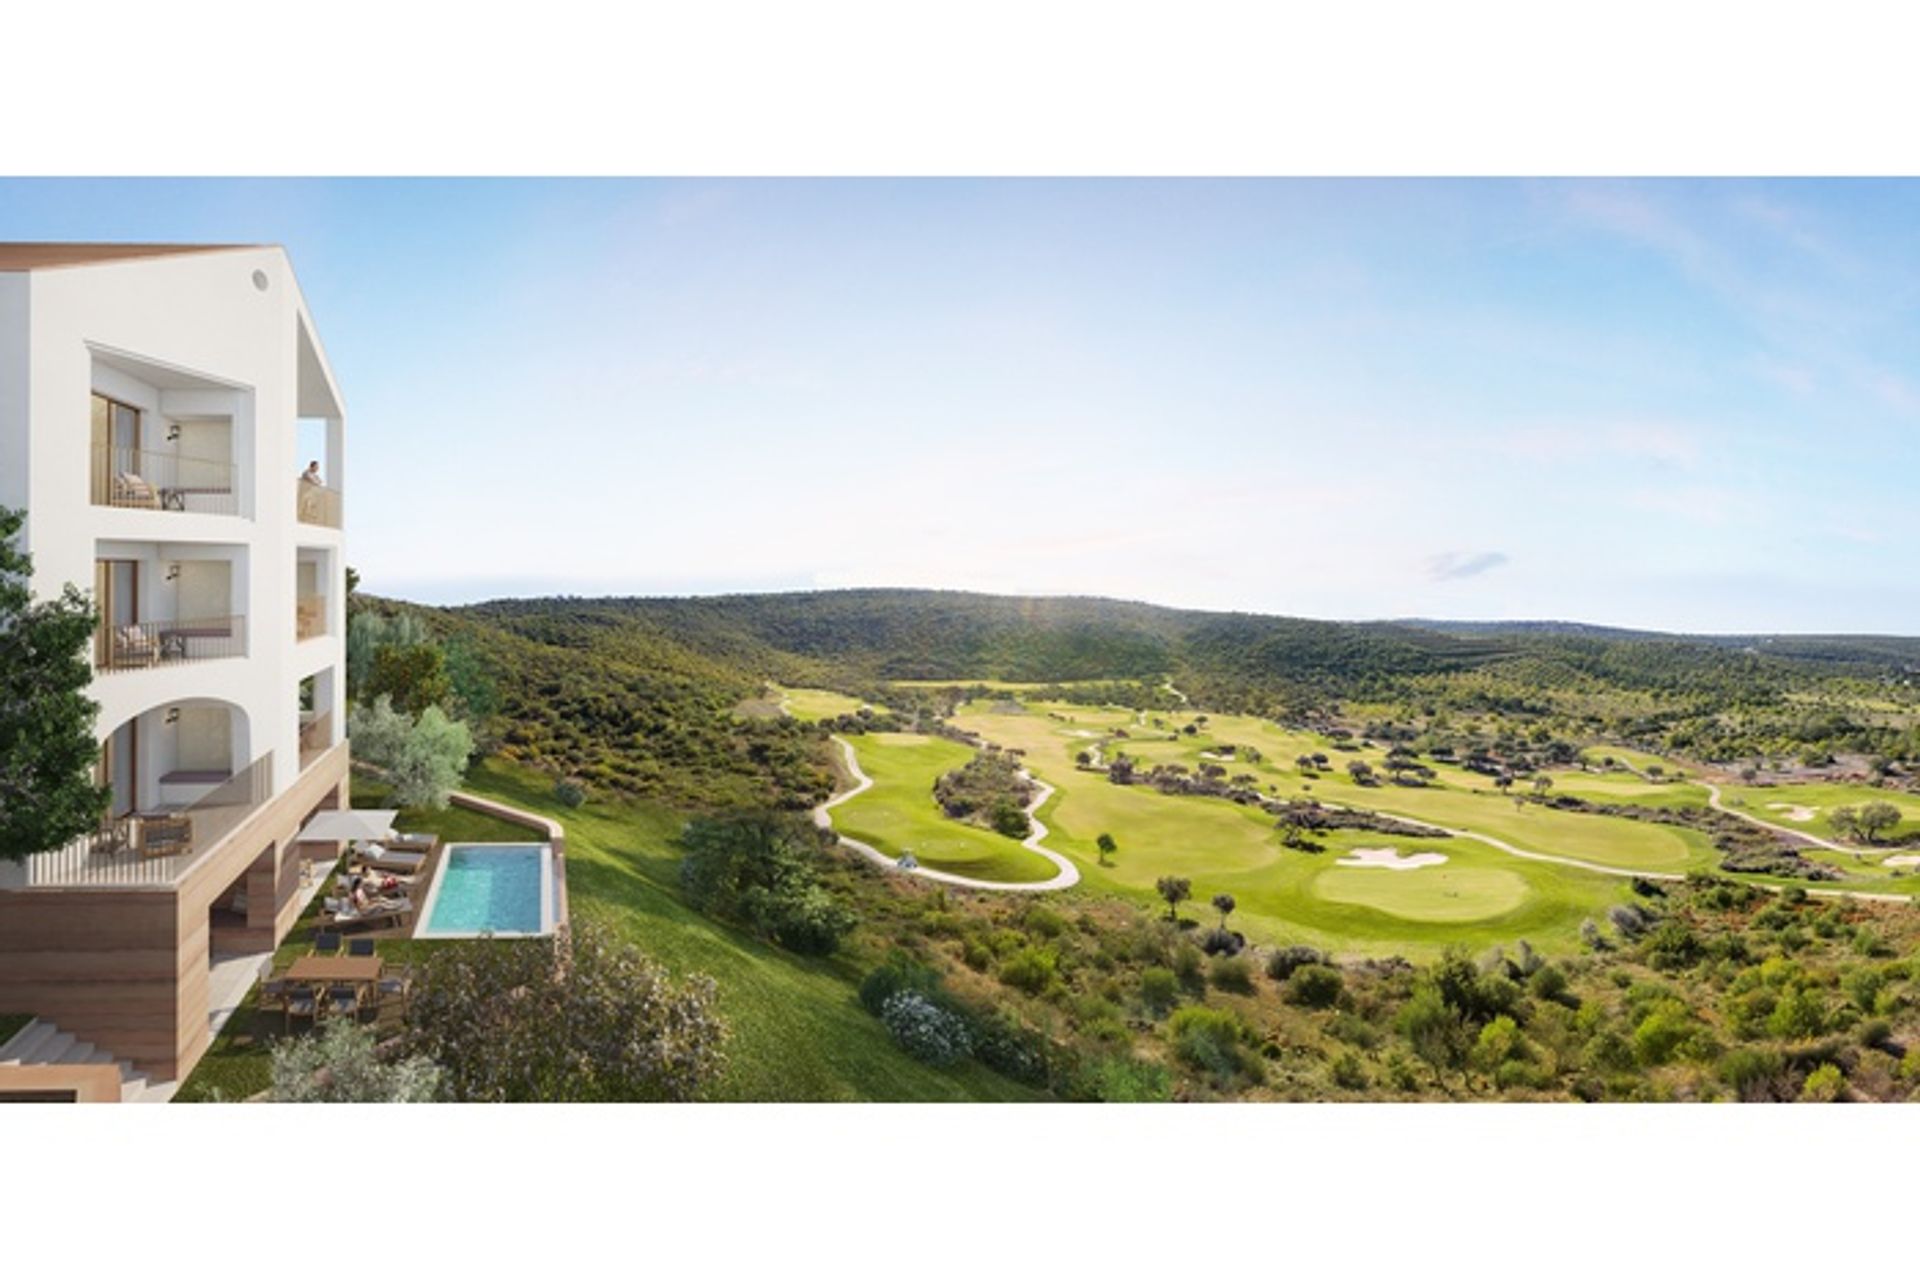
283 955 383 986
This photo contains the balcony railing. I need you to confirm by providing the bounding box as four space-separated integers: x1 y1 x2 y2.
299 712 334 770
95 614 246 673
296 594 327 641
0 754 273 889
296 480 343 528
92 444 238 516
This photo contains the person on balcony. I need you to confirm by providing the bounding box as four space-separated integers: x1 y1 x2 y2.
301 460 323 486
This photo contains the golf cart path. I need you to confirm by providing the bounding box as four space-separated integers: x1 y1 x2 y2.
814 735 1080 892
1701 781 1856 854
1323 787 1910 904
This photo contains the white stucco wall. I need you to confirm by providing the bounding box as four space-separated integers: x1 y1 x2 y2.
0 247 348 809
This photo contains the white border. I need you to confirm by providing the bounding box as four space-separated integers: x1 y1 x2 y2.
413 842 555 940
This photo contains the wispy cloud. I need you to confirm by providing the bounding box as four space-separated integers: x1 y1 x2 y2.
1426 551 1509 582
1502 421 1704 469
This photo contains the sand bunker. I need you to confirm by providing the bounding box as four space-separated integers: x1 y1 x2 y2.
1883 855 1920 868
1335 846 1450 871
1766 803 1818 822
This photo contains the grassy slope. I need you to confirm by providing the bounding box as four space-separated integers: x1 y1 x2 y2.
462 760 1035 1101
830 733 1058 884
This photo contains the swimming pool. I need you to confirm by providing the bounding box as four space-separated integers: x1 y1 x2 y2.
416 843 555 938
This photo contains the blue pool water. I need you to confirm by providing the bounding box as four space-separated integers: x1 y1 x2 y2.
419 844 549 936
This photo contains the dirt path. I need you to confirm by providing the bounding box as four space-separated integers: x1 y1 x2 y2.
814 736 1079 892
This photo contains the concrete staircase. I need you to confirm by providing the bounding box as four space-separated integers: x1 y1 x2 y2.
0 1018 172 1103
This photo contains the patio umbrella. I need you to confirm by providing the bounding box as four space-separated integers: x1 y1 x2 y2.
296 809 400 844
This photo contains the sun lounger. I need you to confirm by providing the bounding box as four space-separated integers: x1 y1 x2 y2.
328 898 414 931
360 846 427 874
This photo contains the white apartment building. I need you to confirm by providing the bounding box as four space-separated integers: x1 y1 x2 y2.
0 243 352 1085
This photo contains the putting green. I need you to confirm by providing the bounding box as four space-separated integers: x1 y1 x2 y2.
1313 863 1531 923
829 733 1058 884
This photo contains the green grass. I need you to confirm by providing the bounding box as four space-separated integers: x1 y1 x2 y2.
1578 744 1689 775
180 758 1034 1102
956 700 1716 875
1546 771 1711 811
1716 781 1920 844
774 686 878 721
463 759 1036 1100
830 733 1058 883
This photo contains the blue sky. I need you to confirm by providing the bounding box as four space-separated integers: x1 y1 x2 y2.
4 178 1916 633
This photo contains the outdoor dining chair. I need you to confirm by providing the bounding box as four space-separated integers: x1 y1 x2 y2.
325 983 362 1020
347 937 376 957
313 932 342 955
283 983 319 1032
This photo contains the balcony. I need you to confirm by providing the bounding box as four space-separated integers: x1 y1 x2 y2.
96 614 246 674
295 594 327 641
299 712 334 770
296 479 342 529
0 755 273 889
92 444 238 517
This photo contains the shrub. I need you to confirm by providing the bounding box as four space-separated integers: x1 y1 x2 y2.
1397 984 1467 1068
1608 903 1650 940
1209 954 1255 994
881 992 973 1066
1138 967 1181 1016
1265 945 1328 981
968 1009 1052 1086
1171 943 1206 988
1718 1046 1786 1098
272 1018 444 1102
1167 1006 1261 1085
1471 1015 1526 1072
998 945 1060 995
552 778 588 808
1632 999 1702 1066
680 810 855 956
1329 1050 1369 1091
1284 964 1344 1010
1800 1062 1845 1102
1199 926 1243 956
1766 987 1827 1040
859 953 942 1016
1075 1054 1173 1102
1529 964 1570 1003
407 919 727 1102
1023 905 1067 938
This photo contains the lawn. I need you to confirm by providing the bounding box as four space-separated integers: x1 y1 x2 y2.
1716 781 1920 845
953 700 1717 875
775 686 879 722
830 733 1059 883
179 758 1035 1102
1545 771 1711 811
1578 744 1689 776
928 700 1638 955
461 759 1036 1101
